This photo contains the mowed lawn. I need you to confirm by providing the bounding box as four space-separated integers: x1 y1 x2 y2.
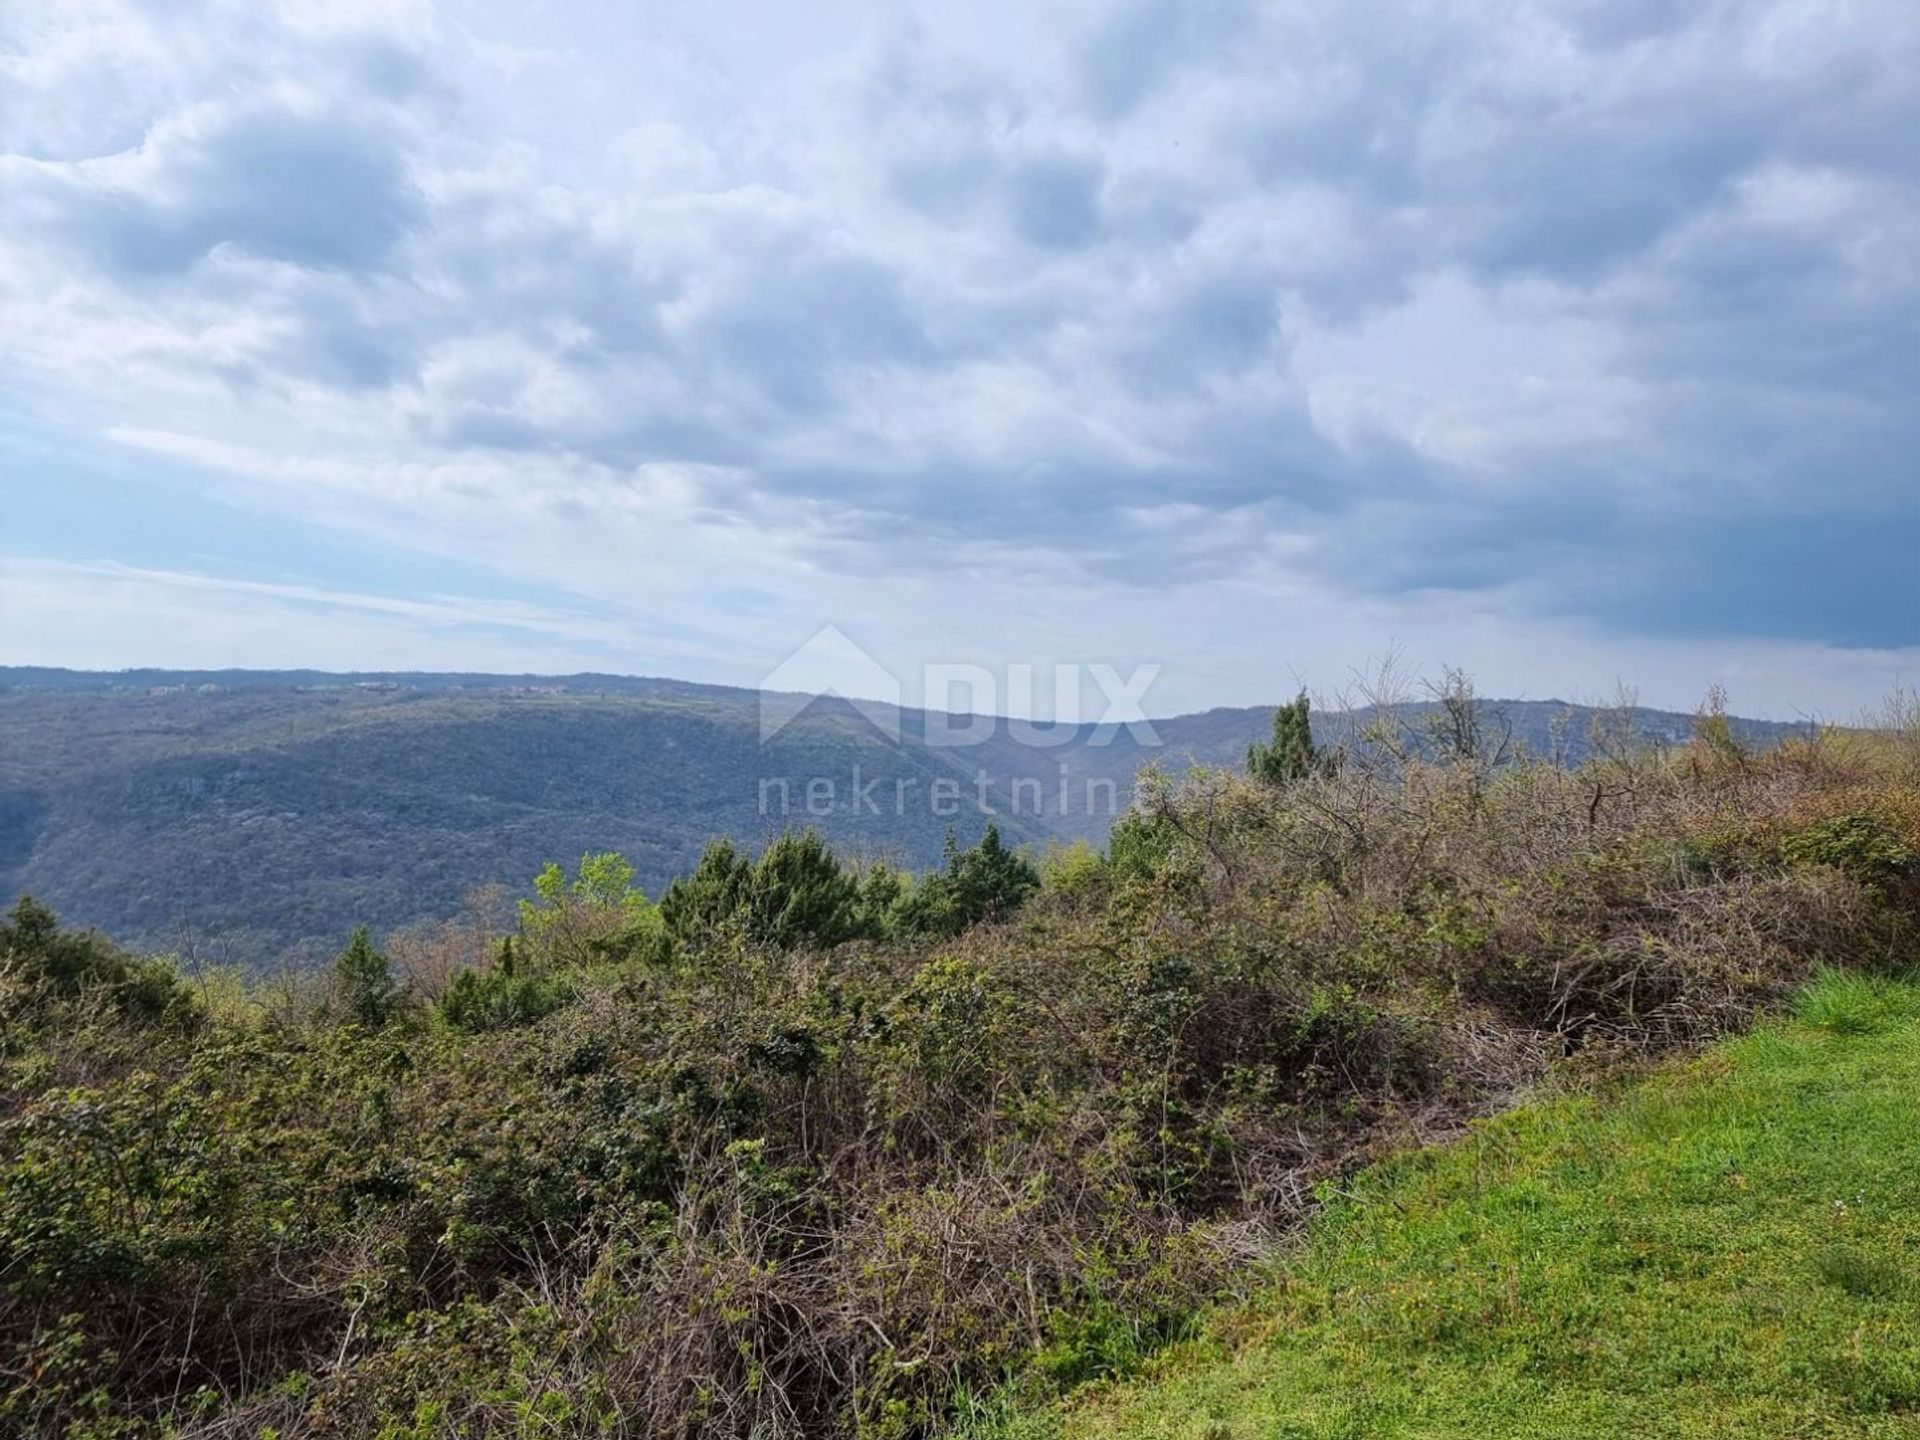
989 972 1920 1440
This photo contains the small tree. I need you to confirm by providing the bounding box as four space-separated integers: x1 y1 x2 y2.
659 839 754 944
334 925 397 1028
1691 683 1748 771
1108 806 1176 879
1249 690 1317 785
853 862 907 940
746 830 863 950
1423 667 1512 767
519 852 661 968
897 824 1041 938
661 832 875 952
437 935 574 1033
956 823 1040 922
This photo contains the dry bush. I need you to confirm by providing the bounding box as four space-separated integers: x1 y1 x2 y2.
388 884 509 1003
6 685 1918 1439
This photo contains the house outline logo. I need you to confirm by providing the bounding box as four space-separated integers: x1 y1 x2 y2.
759 625 904 744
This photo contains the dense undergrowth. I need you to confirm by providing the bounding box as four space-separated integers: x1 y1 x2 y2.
983 968 1920 1438
2 695 1917 1437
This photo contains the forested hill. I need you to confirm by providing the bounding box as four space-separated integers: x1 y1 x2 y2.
0 667 1813 962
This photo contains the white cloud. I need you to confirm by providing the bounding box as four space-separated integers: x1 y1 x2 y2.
1 0 1915 714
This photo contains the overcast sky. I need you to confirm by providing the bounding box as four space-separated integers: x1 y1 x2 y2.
1 0 1914 718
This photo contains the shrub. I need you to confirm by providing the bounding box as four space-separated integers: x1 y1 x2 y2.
6 689 1917 1439
520 852 663 968
895 825 1040 938
1106 807 1177 881
1247 690 1319 785
333 925 398 1028
1782 814 1918 889
659 838 753 943
0 893 196 1027
1037 839 1107 896
437 938 576 1033
662 831 871 951
742 830 866 950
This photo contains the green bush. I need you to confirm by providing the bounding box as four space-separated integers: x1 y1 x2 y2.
1037 839 1107 896
333 925 398 1028
4 726 1917 1438
895 824 1040 938
1782 813 1917 888
0 893 196 1028
437 938 575 1033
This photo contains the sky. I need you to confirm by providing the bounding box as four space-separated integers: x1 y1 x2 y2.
0 0 1915 720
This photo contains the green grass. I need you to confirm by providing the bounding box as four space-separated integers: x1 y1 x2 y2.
986 971 1920 1439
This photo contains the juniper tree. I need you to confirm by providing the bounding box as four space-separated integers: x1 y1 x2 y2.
1248 689 1317 785
745 830 863 950
853 862 906 939
334 925 398 1028
661 832 869 951
897 823 1040 937
437 934 573 1033
659 839 753 943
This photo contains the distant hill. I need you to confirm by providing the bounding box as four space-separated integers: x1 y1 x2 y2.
0 668 1814 963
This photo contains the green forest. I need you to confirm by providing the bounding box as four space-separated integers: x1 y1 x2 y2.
0 669 1811 962
3 692 1917 1437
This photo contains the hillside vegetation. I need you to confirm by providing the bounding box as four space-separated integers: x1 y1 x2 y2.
1 689 1912 1438
0 667 1812 960
984 968 1920 1439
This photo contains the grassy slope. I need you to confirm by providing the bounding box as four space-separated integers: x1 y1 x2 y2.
992 972 1920 1440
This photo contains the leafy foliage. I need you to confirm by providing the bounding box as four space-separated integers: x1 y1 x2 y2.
334 924 398 1027
437 937 576 1033
0 892 194 1026
1781 814 1918 890
659 831 871 951
0 672 1815 961
983 975 1920 1439
895 824 1041 938
519 851 666 967
1247 690 1319 785
1 694 1913 1439
1105 772 1180 882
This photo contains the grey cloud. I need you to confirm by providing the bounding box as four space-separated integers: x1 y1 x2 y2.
58 107 423 276
428 193 676 360
5 0 1915 658
1003 153 1106 250
1556 0 1692 49
1306 443 1919 651
1111 268 1282 397
888 145 995 219
690 253 938 409
1598 511 1920 649
749 380 1421 587
1444 101 1775 283
338 35 438 103
1369 493 1920 651
1081 0 1253 120
290 286 422 390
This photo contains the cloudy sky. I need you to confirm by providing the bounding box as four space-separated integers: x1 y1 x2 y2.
1 0 1914 719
